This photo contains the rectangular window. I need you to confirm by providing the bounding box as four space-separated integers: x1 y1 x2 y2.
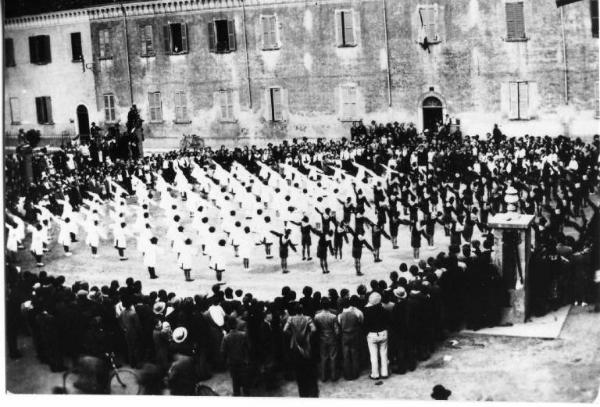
29 35 52 64
505 2 526 41
508 81 529 120
340 85 358 121
9 97 21 124
140 25 155 56
335 10 356 47
592 0 599 38
174 91 188 122
98 29 112 59
208 19 236 53
218 90 235 122
419 6 439 42
261 15 279 50
71 32 83 61
148 92 163 122
163 23 188 54
5 38 16 67
103 93 116 122
268 87 283 122
35 96 53 124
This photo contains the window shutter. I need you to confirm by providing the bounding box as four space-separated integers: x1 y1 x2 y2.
214 91 223 120
335 10 343 46
270 16 278 48
227 19 236 51
263 89 272 121
595 81 600 118
35 97 44 123
518 81 529 119
147 25 154 54
163 25 172 54
71 33 82 61
508 82 519 120
10 98 20 123
29 37 39 64
527 81 538 119
5 39 15 66
261 16 268 49
44 97 53 123
140 26 147 55
208 21 216 52
506 2 525 39
42 35 52 63
500 82 510 117
281 88 289 121
272 88 283 121
343 11 355 46
180 23 188 52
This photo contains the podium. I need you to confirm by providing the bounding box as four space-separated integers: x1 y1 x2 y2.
487 212 535 324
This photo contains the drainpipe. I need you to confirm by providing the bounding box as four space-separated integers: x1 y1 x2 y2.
120 2 134 106
559 7 568 105
241 0 253 109
382 0 392 107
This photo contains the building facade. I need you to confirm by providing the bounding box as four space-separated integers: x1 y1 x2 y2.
4 0 599 148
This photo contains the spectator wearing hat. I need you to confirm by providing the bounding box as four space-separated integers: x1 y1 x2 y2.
431 384 452 400
390 286 409 374
363 292 389 380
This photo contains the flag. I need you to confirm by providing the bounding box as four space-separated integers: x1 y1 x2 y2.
556 0 582 7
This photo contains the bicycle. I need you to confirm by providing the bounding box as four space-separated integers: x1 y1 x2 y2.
61 352 141 395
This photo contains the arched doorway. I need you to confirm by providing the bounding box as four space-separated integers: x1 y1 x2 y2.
76 105 90 140
422 96 443 133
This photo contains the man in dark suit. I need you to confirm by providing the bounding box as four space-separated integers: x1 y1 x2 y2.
118 296 144 368
337 297 362 380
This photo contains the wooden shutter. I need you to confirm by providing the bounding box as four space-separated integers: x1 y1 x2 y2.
42 35 51 63
5 38 15 67
180 23 188 52
9 98 20 123
518 81 529 119
335 10 343 46
342 11 355 46
272 88 283 121
508 82 519 119
35 97 44 123
208 21 216 52
163 25 172 53
227 19 236 51
420 8 436 42
29 36 39 63
527 81 538 119
500 82 510 117
261 16 268 49
592 0 599 38
44 97 53 123
506 2 525 40
269 16 277 48
263 89 272 121
140 26 147 55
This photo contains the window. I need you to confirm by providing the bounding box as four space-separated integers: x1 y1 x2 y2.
208 19 236 53
5 38 15 67
29 35 52 64
261 15 279 50
35 96 53 124
140 25 155 56
218 90 235 122
266 87 283 122
418 6 440 43
71 32 83 62
9 97 21 124
505 2 527 41
340 85 358 121
592 0 599 38
163 23 188 54
174 91 189 122
99 29 112 59
335 10 356 47
148 92 163 122
508 81 530 120
103 93 116 122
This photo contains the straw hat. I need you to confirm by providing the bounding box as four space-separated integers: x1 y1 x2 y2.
172 327 188 344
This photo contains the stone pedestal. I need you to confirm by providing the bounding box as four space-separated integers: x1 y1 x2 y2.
488 213 535 324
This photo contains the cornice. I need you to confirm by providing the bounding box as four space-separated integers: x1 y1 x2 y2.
5 0 374 28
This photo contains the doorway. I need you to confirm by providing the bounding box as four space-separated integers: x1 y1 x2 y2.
422 96 443 133
76 105 90 137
